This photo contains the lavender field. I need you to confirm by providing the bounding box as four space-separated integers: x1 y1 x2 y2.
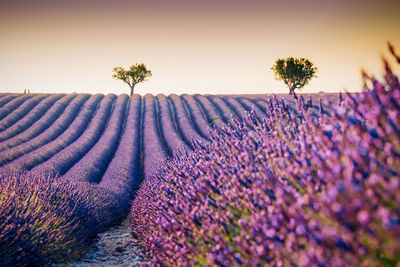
1 62 400 266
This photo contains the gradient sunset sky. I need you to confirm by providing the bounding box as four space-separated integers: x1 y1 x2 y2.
1 0 399 95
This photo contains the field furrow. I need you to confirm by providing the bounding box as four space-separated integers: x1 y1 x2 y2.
156 94 190 155
98 95 142 226
207 95 236 126
0 94 77 151
142 94 167 179
0 94 64 142
0 94 100 172
169 94 209 147
181 94 212 140
61 94 128 183
0 94 18 108
0 94 32 121
193 94 226 129
233 96 268 121
0 94 48 132
31 94 117 177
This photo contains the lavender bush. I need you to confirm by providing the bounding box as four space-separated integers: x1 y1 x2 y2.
130 47 400 266
0 172 112 266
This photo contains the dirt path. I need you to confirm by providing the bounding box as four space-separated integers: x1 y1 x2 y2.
56 217 146 266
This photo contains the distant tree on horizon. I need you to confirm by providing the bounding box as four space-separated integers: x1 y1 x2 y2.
112 63 152 96
271 57 318 98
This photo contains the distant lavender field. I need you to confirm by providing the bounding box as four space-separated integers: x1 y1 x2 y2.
0 70 399 265
0 91 331 265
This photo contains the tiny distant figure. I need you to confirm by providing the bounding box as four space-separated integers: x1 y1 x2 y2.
24 89 26 94
28 89 30 94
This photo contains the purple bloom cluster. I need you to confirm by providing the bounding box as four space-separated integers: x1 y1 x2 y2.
0 171 112 266
130 52 400 266
0 94 77 151
0 94 63 142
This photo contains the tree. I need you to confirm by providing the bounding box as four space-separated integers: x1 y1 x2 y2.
271 57 318 98
112 63 152 96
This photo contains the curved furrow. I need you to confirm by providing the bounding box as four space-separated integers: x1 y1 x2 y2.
0 94 18 108
156 94 191 155
142 94 168 179
61 95 128 183
0 94 48 132
0 94 32 121
0 94 99 171
193 94 226 129
207 95 238 126
31 94 117 177
241 96 272 116
220 96 248 119
0 94 64 142
0 94 77 152
97 95 142 226
169 94 210 146
234 97 268 121
181 94 212 140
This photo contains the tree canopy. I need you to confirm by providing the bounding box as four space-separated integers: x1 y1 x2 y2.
271 57 318 98
112 63 152 96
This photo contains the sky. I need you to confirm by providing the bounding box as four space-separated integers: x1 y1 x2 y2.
0 0 399 95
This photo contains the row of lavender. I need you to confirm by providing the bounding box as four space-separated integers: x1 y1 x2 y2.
0 88 311 264
0 91 333 182
0 91 331 181
0 93 125 264
130 50 400 265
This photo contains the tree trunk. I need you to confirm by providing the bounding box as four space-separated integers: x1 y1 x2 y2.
289 86 298 99
130 85 135 96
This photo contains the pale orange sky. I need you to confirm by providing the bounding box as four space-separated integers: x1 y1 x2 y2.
0 0 399 95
